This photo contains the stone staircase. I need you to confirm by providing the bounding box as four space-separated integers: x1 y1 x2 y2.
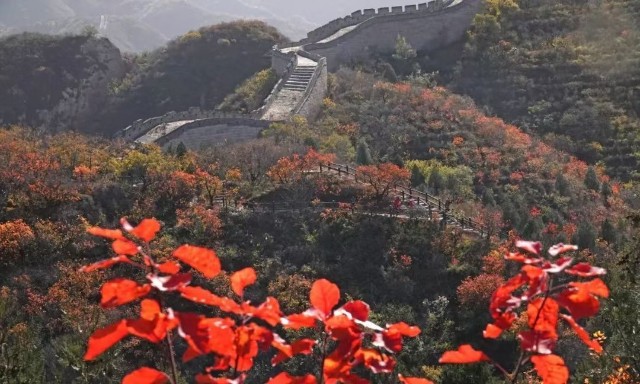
261 57 318 121
283 65 316 91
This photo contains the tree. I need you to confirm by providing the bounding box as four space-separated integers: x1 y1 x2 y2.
356 163 410 201
175 142 187 158
392 34 417 61
585 166 600 191
356 139 373 165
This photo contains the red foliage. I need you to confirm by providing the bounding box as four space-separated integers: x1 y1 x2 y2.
81 218 428 384
355 163 410 200
441 241 609 384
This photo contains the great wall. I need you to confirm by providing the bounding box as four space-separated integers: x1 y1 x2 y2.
115 0 483 148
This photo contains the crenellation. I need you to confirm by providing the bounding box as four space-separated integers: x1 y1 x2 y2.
119 0 484 148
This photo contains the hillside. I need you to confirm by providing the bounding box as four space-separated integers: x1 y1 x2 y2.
0 21 286 135
451 0 640 181
0 0 312 52
92 20 286 135
0 32 124 133
1 2 640 383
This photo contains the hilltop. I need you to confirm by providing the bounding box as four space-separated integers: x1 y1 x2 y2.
0 0 313 52
0 21 286 134
451 0 640 181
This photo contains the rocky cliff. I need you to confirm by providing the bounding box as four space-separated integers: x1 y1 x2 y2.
0 33 125 132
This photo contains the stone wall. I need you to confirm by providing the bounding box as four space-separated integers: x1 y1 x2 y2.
271 49 297 77
115 108 241 141
293 53 328 120
304 0 482 71
304 0 454 45
155 117 271 150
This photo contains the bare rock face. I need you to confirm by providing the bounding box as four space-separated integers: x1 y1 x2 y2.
34 37 124 132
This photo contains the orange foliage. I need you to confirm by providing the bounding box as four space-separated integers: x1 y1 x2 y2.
355 163 410 200
80 218 429 384
0 219 35 265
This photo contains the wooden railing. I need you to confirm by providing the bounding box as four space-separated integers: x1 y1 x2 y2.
320 162 488 237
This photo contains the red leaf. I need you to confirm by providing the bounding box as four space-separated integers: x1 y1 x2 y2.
231 267 257 297
556 279 608 320
518 330 556 354
112 239 138 256
571 278 609 298
398 375 435 384
516 240 542 255
173 245 221 278
87 227 124 240
84 319 128 360
386 322 421 337
310 279 340 318
340 300 370 321
281 313 318 329
439 344 490 364
505 252 541 264
267 372 317 384
250 296 283 326
530 354 569 384
548 243 578 257
483 323 503 339
100 279 151 308
565 263 606 277
355 348 396 373
195 374 243 384
157 261 181 275
272 338 316 365
140 299 161 321
128 218 161 242
560 314 603 353
148 273 192 292
527 298 559 339
180 286 224 306
80 255 133 272
122 367 168 384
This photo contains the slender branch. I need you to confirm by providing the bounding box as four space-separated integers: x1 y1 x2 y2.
165 330 180 384
141 245 179 384
510 278 554 382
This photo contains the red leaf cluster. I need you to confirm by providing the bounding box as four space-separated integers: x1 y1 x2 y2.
441 241 608 384
81 218 430 384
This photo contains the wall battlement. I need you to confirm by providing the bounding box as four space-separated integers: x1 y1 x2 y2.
117 0 483 149
304 0 453 44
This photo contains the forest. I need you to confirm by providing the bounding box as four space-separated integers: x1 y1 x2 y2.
1 0 640 383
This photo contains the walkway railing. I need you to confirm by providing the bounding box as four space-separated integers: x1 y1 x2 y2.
319 162 488 237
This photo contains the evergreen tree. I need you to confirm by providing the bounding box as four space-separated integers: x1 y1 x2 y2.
482 188 496 206
576 222 597 250
601 181 612 200
555 174 570 196
427 168 444 195
176 142 187 158
356 139 373 165
585 166 600 191
601 218 617 245
410 166 425 187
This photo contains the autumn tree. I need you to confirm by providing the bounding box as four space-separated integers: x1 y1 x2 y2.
441 241 609 384
356 163 410 201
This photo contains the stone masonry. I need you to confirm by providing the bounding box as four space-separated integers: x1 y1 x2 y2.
116 0 483 149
